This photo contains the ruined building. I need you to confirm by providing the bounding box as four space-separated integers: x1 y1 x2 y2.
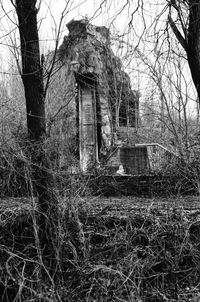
50 19 174 175
57 19 139 172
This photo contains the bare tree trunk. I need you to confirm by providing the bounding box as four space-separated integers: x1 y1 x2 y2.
16 0 45 140
169 1 200 102
187 1 200 102
15 0 58 274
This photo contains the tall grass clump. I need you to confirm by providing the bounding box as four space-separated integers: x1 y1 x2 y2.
0 138 32 197
162 146 200 196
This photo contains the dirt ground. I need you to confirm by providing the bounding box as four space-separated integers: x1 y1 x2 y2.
1 195 200 213
78 195 200 215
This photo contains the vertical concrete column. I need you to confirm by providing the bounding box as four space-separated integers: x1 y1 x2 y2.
78 78 98 172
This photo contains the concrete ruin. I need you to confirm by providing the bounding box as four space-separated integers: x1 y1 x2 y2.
58 19 139 172
56 19 175 175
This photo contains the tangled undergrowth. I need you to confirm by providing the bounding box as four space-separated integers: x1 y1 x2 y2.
1 197 200 301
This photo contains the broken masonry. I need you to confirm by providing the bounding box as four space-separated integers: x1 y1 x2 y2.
58 19 139 172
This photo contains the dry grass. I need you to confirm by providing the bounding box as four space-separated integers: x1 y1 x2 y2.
1 196 200 301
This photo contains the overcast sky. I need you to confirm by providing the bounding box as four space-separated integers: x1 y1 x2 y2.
0 0 197 116
0 0 151 65
0 0 148 92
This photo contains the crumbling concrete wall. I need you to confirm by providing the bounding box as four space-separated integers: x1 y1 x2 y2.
58 19 139 171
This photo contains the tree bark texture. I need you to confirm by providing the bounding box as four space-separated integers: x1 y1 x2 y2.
16 0 45 140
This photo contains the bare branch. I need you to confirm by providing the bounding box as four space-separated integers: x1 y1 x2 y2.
168 14 187 51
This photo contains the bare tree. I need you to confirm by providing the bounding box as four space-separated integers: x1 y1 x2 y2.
135 42 197 155
168 1 200 102
14 0 59 274
15 0 45 140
